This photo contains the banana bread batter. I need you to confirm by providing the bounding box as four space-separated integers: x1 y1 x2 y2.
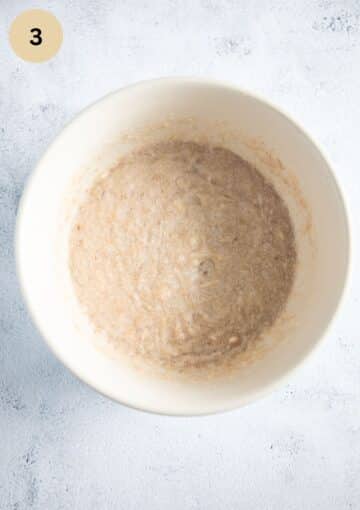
69 141 296 372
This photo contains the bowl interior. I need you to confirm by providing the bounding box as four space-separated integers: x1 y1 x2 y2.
16 79 350 415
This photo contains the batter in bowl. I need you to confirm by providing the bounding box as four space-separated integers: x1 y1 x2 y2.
69 141 296 372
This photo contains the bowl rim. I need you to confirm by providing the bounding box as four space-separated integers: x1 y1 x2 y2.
15 76 352 416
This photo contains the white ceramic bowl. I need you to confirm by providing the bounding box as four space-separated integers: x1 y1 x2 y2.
16 78 350 415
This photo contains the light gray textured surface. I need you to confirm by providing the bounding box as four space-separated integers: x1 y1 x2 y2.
1 1 359 508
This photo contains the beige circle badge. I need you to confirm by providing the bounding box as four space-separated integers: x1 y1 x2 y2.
9 9 63 63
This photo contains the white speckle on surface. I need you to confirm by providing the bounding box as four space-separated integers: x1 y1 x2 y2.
1 0 360 508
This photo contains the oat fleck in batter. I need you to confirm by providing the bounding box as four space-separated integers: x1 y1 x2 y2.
69 141 296 372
